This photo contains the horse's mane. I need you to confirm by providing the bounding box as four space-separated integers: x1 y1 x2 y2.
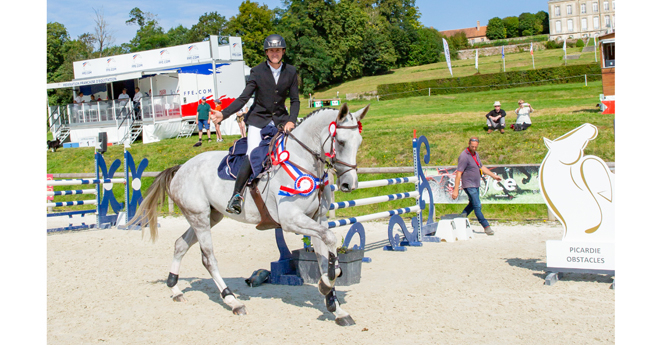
296 107 338 125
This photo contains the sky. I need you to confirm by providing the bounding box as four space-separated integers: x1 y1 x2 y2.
47 0 549 46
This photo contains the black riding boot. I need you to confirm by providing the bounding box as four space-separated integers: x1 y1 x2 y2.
226 158 252 214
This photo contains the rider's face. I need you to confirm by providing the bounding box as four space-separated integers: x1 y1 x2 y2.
266 48 284 64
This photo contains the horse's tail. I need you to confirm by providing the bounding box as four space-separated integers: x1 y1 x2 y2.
129 165 181 243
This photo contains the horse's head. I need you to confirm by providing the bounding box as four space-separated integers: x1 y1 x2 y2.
334 103 369 192
543 123 598 165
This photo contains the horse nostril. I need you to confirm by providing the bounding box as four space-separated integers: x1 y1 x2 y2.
341 183 350 191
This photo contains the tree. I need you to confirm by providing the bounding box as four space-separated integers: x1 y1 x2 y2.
125 7 169 51
92 7 114 57
486 17 506 40
47 22 70 82
277 0 333 94
167 25 190 46
535 11 549 34
449 31 468 50
125 7 153 27
324 0 369 81
518 12 540 37
502 16 519 38
187 12 228 42
407 27 443 66
225 1 275 68
360 9 396 76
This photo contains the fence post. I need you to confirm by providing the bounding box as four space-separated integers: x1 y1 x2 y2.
428 88 431 97
377 95 379 102
585 74 587 86
168 196 174 214
547 208 557 221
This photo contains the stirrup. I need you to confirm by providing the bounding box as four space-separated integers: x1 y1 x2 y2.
226 194 244 214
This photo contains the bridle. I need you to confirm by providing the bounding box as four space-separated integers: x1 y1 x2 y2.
287 115 362 178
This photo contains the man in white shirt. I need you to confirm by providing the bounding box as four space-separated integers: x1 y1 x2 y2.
74 91 84 105
133 87 143 119
117 88 130 119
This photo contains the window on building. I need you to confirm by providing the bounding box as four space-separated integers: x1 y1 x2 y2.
593 3 598 12
593 16 599 29
582 18 588 30
603 42 615 68
555 21 562 33
604 1 609 11
605 15 611 27
581 3 586 13
613 1 615 10
567 20 574 32
567 5 573 15
555 6 560 16
612 15 615 28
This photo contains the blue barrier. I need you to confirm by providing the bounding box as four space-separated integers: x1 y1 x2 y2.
47 149 148 232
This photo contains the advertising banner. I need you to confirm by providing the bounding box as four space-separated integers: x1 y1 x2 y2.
423 165 544 204
74 41 212 79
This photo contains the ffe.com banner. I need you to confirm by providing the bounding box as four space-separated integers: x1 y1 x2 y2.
423 166 544 204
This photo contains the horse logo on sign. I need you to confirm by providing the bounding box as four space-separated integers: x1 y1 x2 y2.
539 123 614 243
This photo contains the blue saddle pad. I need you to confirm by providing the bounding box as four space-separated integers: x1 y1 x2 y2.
217 125 280 181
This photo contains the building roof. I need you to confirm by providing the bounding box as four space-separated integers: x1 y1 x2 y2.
439 25 488 39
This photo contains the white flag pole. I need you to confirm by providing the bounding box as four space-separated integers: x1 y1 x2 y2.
563 39 567 66
594 36 598 62
475 49 479 70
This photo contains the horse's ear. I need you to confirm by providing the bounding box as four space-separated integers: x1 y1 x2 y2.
354 104 370 121
543 137 553 150
337 103 349 122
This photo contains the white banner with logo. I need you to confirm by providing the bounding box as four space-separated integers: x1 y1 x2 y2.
73 41 212 79
442 38 453 77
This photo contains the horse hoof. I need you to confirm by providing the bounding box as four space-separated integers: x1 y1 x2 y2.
335 315 356 326
318 278 333 296
172 294 186 302
232 306 247 315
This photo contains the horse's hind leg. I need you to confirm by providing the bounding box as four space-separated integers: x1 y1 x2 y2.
167 227 198 302
167 209 223 302
195 209 247 315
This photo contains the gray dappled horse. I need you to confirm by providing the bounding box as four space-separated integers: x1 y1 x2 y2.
131 103 369 326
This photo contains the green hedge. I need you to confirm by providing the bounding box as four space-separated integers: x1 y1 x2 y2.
376 64 602 101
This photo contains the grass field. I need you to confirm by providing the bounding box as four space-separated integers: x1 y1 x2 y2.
47 77 613 222
313 45 599 99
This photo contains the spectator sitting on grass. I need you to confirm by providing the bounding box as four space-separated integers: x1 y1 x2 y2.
513 99 534 131
486 101 506 134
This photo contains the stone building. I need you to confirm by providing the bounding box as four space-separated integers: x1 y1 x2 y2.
548 0 615 40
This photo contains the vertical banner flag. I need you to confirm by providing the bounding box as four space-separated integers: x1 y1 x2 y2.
530 42 535 69
442 38 453 77
563 39 567 65
475 49 479 70
501 46 506 72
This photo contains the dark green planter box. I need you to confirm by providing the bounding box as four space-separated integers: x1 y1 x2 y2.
291 248 364 286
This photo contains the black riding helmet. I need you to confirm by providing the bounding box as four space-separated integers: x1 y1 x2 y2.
264 34 286 51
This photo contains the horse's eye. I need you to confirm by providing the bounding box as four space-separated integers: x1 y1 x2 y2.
336 140 345 146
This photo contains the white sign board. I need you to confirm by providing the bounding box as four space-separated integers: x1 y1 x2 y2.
546 241 614 271
74 41 212 79
540 123 615 271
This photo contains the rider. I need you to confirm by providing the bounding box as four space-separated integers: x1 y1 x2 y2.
210 34 300 215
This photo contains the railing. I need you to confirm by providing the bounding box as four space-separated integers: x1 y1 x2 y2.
48 105 68 134
142 94 182 123
62 94 182 129
66 100 133 126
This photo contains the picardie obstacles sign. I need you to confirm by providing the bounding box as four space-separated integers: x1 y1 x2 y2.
539 123 615 284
